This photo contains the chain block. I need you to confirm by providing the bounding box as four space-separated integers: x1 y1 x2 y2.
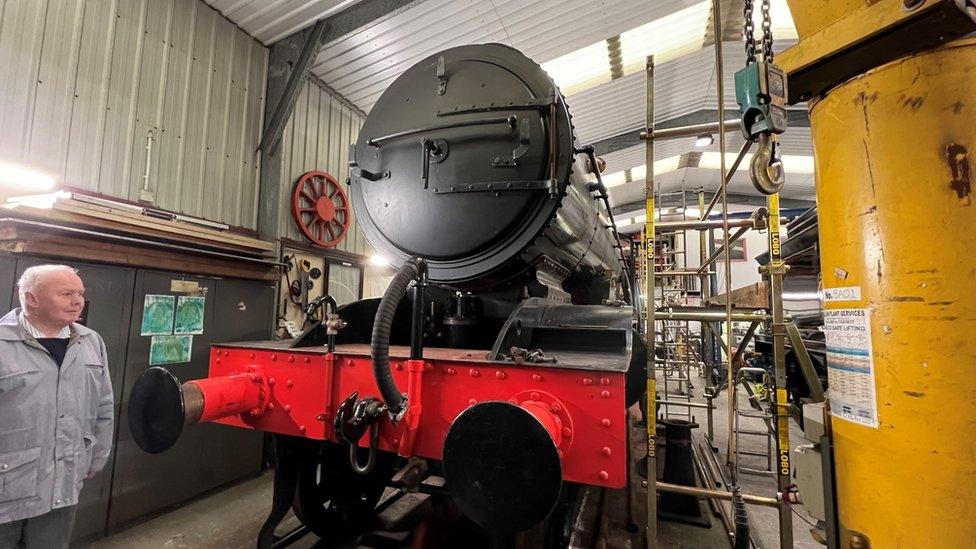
734 62 788 140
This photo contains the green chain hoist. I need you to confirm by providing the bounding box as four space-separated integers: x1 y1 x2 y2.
735 0 787 194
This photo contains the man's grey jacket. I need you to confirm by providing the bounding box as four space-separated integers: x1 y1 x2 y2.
0 308 114 523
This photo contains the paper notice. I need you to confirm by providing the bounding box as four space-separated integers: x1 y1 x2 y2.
824 308 878 428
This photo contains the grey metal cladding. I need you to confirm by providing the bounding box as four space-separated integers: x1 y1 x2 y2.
0 0 267 229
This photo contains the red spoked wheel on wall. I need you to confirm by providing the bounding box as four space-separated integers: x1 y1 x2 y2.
291 170 350 248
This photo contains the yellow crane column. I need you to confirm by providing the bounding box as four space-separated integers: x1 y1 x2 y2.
781 1 976 547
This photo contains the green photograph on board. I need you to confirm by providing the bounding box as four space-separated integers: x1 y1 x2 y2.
149 335 192 365
140 294 175 336
175 296 205 335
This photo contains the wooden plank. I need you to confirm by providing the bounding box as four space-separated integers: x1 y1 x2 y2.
0 227 277 281
6 206 272 257
709 281 770 309
59 196 268 246
54 198 274 251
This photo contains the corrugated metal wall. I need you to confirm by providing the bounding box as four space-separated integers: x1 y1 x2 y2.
0 0 267 229
276 76 366 255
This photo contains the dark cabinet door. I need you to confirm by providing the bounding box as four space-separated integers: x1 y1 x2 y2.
10 257 136 543
192 277 277 484
108 271 269 530
0 255 15 312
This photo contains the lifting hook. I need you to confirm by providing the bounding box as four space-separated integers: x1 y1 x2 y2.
334 392 386 475
750 134 785 195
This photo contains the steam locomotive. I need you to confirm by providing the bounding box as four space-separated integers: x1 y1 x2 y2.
128 43 646 547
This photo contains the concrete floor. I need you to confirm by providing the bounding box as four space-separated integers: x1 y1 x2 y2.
82 472 315 549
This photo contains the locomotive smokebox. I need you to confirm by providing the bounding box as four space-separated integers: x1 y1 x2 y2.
350 44 620 292
442 401 563 533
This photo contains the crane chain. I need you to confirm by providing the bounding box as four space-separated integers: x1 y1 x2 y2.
743 0 774 64
743 0 756 64
761 0 773 62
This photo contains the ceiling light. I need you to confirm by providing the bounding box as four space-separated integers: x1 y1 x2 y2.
694 134 714 148
4 190 71 210
0 161 56 191
620 1 712 71
543 1 711 96
542 42 612 95
782 292 823 301
368 255 390 267
697 152 815 175
603 157 682 188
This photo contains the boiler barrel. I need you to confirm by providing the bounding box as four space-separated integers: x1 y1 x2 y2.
349 43 620 290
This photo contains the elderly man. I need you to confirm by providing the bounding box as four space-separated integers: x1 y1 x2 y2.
0 265 113 549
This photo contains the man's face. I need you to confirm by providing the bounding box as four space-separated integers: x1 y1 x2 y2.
25 271 85 327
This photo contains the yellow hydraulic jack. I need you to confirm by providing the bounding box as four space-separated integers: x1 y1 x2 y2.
780 1 976 547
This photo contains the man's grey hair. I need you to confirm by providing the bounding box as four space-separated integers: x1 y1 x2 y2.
17 264 79 308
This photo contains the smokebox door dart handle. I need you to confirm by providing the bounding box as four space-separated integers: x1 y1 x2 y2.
366 115 517 147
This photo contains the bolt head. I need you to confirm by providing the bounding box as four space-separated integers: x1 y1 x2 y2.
601 390 611 398
532 374 542 382
288 355 295 362
601 418 611 427
850 534 869 549
550 403 562 413
249 352 255 359
468 398 477 406
509 398 519 405
270 354 277 361
347 359 355 367
396 363 403 371
286 379 294 387
284 405 292 412
299 425 306 433
600 377 611 385
266 403 274 411
530 392 540 400
215 358 221 363
583 377 593 385
469 368 480 378
447 367 457 375
304 357 310 363
268 377 276 385
495 370 506 379
602 447 612 456
562 427 572 438
599 471 609 481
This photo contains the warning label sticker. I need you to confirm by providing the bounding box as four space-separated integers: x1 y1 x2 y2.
823 308 879 428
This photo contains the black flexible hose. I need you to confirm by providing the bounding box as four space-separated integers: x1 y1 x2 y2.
371 258 422 415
